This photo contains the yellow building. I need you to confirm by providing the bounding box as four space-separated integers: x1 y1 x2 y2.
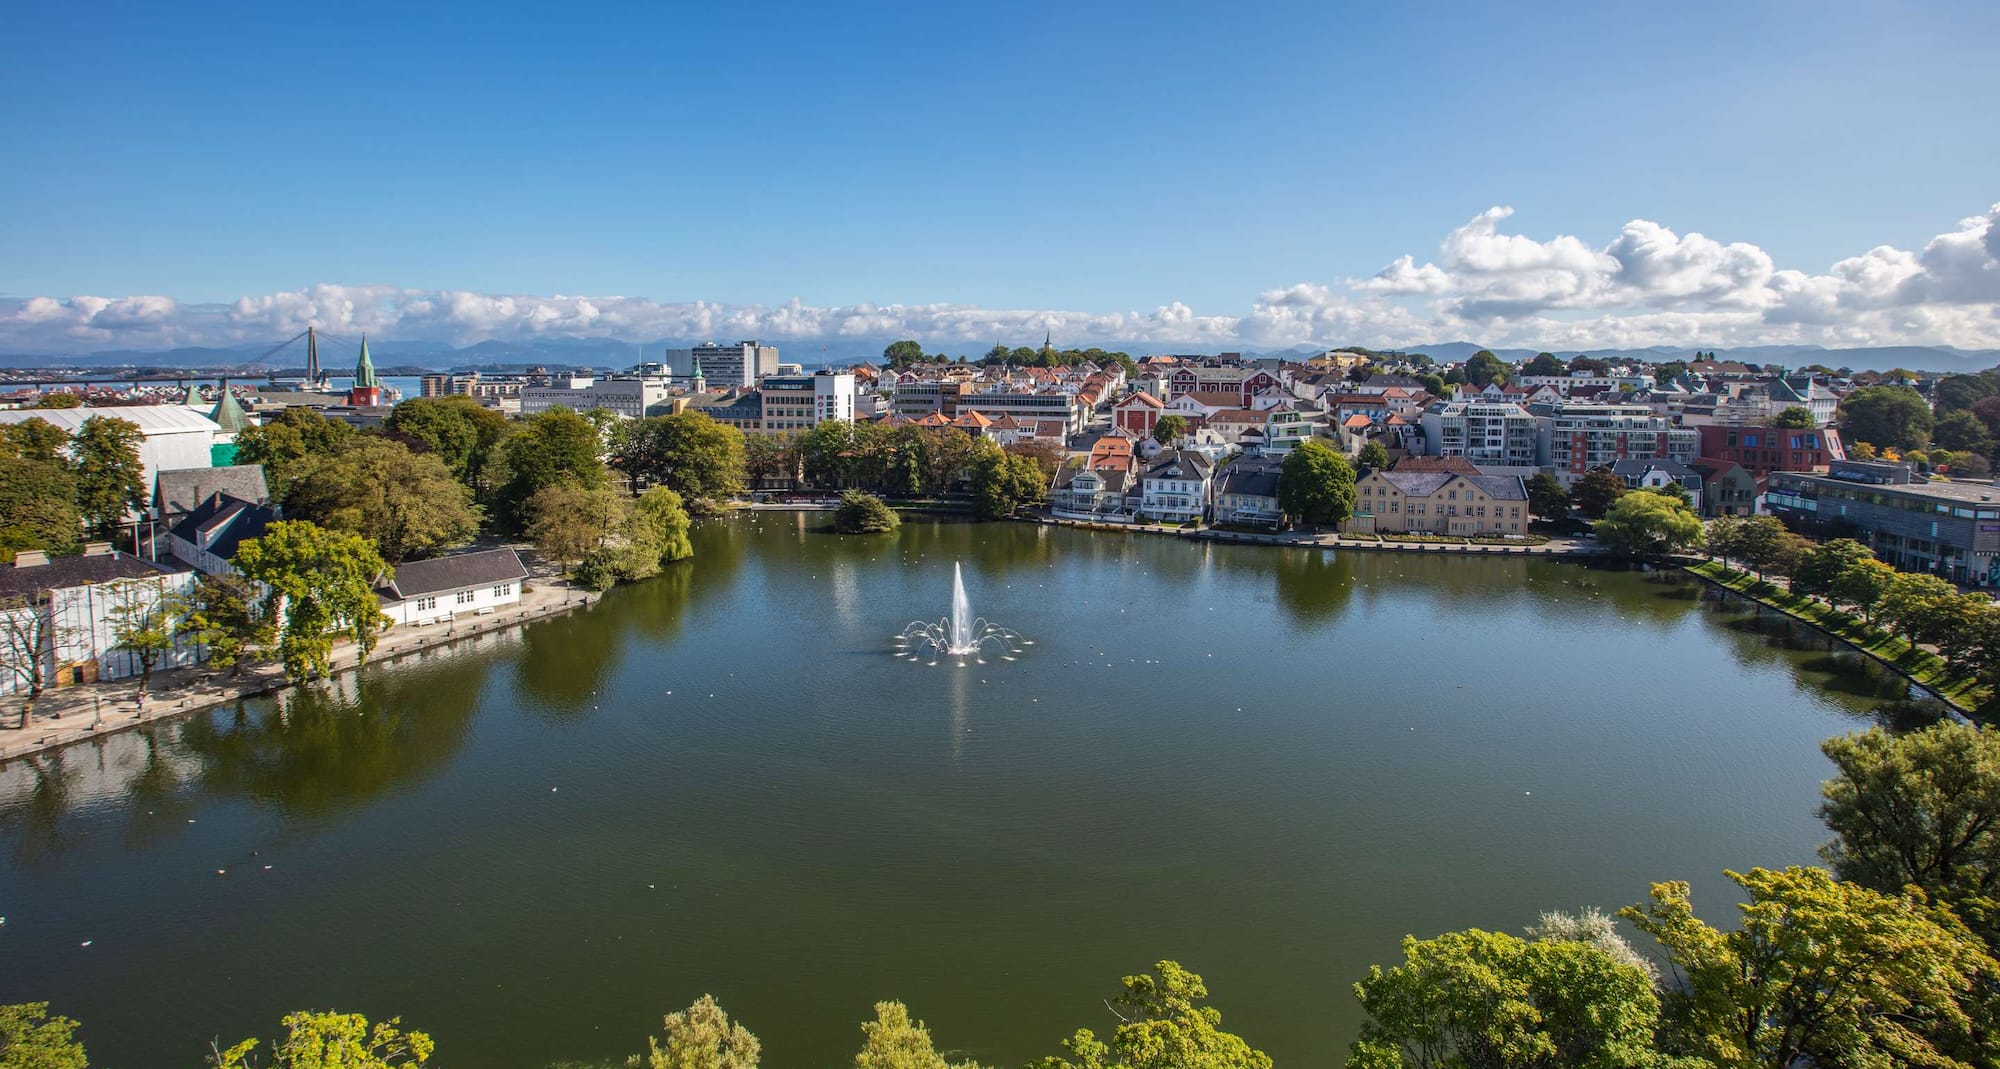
1347 470 1530 536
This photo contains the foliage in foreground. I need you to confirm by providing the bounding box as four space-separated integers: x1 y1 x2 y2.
835 490 902 534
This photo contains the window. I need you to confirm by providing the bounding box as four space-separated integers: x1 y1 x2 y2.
416 596 437 611
493 583 513 597
456 590 476 605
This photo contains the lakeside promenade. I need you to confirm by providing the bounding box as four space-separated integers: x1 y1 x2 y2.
0 579 599 764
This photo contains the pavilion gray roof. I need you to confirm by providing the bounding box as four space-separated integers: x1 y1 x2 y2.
153 464 271 517
379 548 528 601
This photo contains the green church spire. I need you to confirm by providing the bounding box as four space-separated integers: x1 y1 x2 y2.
354 335 379 388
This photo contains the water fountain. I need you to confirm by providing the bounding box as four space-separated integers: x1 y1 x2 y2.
896 562 1029 665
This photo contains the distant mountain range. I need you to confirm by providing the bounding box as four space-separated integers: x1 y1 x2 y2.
5 337 1997 375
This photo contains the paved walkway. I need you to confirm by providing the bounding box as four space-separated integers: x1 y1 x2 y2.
0 580 599 763
1028 513 1601 556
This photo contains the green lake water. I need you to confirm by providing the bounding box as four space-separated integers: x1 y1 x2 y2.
0 515 1913 1067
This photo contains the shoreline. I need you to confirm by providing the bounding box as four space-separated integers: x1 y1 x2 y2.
0 581 602 765
1680 559 1980 716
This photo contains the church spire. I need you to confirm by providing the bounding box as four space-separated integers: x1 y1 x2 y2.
354 334 379 388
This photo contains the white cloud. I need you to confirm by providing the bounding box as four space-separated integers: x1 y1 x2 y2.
4 202 1998 355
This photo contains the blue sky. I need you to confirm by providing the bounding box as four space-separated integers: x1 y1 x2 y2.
3 1 1998 354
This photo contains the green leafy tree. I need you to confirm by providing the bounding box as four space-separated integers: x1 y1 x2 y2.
179 571 273 676
1820 722 2000 941
0 455 79 560
1522 352 1566 377
884 339 926 368
0 417 71 463
1623 866 1995 1069
611 412 747 510
70 415 146 534
1875 571 1960 643
1416 373 1447 397
835 490 901 534
969 443 1046 519
525 482 628 572
1594 489 1702 556
1730 514 1791 580
1773 406 1816 428
1345 928 1663 1069
1792 538 1875 598
210 1010 434 1069
1357 440 1391 471
1840 385 1935 452
0 1001 88 1069
33 391 81 409
492 408 611 530
104 579 184 694
1829 557 1897 621
287 437 482 562
631 486 696 565
744 433 795 489
1523 473 1569 522
646 995 761 1069
1933 410 1995 456
383 395 507 490
1569 469 1626 519
1653 360 1688 383
1464 351 1511 388
234 407 355 499
232 521 391 680
1032 961 1271 1069
1705 514 1744 570
1277 440 1356 528
1934 373 2000 414
856 1001 984 1069
1153 414 1189 445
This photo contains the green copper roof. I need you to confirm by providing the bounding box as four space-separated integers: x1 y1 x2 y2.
354 335 379 388
182 383 203 406
691 355 703 379
209 388 252 432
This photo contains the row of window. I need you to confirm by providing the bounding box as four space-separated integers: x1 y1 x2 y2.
412 584 514 613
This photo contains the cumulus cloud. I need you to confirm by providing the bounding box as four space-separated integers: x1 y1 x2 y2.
4 202 1998 355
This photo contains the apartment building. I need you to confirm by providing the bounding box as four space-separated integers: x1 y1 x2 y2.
1419 401 1538 466
692 340 781 388
518 370 673 419
1538 403 1699 483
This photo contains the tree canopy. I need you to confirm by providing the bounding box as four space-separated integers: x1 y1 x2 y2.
1464 351 1511 388
1840 385 1934 451
493 408 610 530
611 411 747 510
211 1010 433 1069
1568 469 1626 520
383 395 507 491
835 490 901 534
1524 472 1569 521
233 520 391 679
287 437 481 562
1593 488 1702 556
70 415 145 534
1773 405 1816 428
1277 440 1356 527
0 1001 87 1069
969 442 1046 519
1031 961 1271 1069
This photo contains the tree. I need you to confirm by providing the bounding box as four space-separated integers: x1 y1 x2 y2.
1464 351 1510 388
0 417 70 463
70 415 145 535
856 1001 984 1069
1594 489 1702 557
647 995 760 1069
630 486 695 565
287 438 482 562
525 482 628 572
1875 571 1960 643
33 391 81 409
1773 405 1816 428
1277 440 1356 528
104 579 183 695
1653 360 1689 383
1840 385 1935 452
744 433 794 490
835 491 901 534
611 412 747 510
210 1010 434 1069
0 455 79 561
969 443 1046 519
1793 538 1875 598
1934 410 1995 456
1032 961 1270 1069
0 589 74 725
233 407 355 499
1848 440 1878 460
1416 373 1447 398
1523 352 1566 377
1154 414 1189 446
493 408 610 530
1357 440 1391 471
383 395 507 490
1731 514 1791 580
0 1002 88 1069
1569 469 1627 520
1623 866 1995 1069
1005 440 1065 484
884 339 926 368
232 521 391 680
179 571 272 677
1935 373 2000 414
1345 928 1662 1069
1820 722 2000 944
1568 355 1609 374
1829 557 1897 621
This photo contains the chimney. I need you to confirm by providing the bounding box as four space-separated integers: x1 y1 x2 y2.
82 541 113 556
12 549 49 567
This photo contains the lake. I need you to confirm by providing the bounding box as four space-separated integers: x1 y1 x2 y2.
0 515 1912 1067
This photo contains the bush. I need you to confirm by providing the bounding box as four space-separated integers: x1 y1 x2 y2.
833 491 900 534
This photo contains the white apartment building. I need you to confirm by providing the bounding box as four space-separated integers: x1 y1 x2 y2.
519 370 674 419
1538 403 1699 483
1419 401 1538 466
1138 449 1213 524
692 340 781 388
756 371 856 433
957 389 1086 437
